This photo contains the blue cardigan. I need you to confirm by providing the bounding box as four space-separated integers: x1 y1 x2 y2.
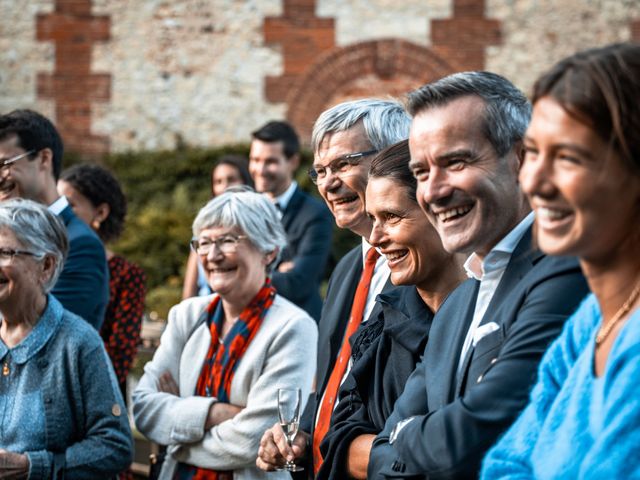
481 294 640 479
0 295 132 479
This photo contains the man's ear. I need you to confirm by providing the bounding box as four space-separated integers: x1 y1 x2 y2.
514 141 526 171
37 148 54 175
288 153 300 172
264 248 279 267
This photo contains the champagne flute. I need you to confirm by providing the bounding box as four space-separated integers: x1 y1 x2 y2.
276 387 304 472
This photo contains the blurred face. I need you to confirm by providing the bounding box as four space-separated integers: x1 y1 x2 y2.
409 96 525 258
0 227 49 309
520 96 640 261
212 163 244 197
314 123 374 237
249 140 296 197
57 180 100 229
367 177 452 289
0 136 47 203
197 226 268 305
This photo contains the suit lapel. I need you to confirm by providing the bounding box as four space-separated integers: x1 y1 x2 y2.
280 186 303 231
317 249 363 394
455 227 540 395
58 204 73 227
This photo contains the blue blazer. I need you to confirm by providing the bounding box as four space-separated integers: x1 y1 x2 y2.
368 228 590 479
52 205 109 330
271 186 333 321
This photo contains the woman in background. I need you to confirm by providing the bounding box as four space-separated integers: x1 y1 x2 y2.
182 155 253 299
482 43 640 478
58 164 146 399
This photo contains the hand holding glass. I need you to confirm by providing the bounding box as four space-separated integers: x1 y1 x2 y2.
276 387 303 472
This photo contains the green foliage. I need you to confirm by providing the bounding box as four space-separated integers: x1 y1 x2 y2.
70 145 359 319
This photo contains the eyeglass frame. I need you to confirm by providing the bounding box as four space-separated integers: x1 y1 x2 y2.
0 248 45 266
0 150 36 172
190 234 248 256
307 150 378 185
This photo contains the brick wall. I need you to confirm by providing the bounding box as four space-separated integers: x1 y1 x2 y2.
0 0 638 156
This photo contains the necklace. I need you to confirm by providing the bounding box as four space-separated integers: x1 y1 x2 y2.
596 277 640 346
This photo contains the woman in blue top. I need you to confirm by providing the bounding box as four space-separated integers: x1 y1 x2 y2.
0 198 132 479
481 43 640 479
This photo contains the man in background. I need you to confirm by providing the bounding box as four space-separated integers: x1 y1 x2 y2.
249 120 333 321
0 109 109 330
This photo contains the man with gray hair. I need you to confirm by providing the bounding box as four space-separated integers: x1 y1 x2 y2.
256 99 410 475
368 72 589 478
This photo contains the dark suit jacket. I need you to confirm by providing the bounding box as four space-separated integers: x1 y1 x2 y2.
272 186 333 321
318 286 434 480
368 228 590 479
52 205 109 330
297 244 392 477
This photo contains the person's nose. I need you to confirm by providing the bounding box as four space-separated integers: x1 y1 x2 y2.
368 219 386 248
321 168 342 192
519 151 556 199
420 167 453 205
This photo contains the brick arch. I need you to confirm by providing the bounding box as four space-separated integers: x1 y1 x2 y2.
285 39 459 144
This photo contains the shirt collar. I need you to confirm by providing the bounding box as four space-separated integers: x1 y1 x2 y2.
463 211 535 281
0 295 64 364
274 181 297 212
48 196 69 215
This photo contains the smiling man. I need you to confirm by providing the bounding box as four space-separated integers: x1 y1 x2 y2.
368 72 590 479
249 121 333 321
256 99 410 476
0 109 108 330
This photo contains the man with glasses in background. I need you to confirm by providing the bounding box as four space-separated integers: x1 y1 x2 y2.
0 109 108 330
249 120 333 321
256 99 410 476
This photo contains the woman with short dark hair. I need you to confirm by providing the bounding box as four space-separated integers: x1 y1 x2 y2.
482 43 640 478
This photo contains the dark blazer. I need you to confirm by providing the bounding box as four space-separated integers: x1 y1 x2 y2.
271 186 333 321
368 228 590 479
52 205 109 331
318 286 434 480
297 244 392 477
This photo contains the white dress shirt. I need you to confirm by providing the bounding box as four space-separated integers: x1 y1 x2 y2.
273 180 297 213
49 195 69 215
456 212 535 375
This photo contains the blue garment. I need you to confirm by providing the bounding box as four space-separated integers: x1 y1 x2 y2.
482 293 640 479
53 205 109 330
0 295 132 479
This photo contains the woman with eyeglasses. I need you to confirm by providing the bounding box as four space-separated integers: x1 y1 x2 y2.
133 187 317 480
482 43 640 478
0 198 132 478
182 155 254 300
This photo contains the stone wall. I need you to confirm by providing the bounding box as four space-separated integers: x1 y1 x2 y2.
0 0 638 156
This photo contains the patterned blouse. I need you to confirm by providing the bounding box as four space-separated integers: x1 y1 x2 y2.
100 255 146 389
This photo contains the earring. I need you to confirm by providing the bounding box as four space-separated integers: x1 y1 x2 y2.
92 220 101 230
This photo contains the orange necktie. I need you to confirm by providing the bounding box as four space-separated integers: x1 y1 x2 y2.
312 247 381 474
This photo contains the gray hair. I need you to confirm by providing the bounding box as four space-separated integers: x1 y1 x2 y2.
192 186 288 273
0 198 68 292
311 98 411 153
407 71 531 157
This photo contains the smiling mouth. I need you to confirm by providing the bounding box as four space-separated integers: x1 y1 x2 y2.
435 204 474 223
333 195 359 206
536 206 571 221
384 249 408 264
210 267 236 273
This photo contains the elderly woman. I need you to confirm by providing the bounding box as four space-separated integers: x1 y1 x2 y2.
0 198 132 479
133 187 317 479
482 43 640 478
314 140 466 479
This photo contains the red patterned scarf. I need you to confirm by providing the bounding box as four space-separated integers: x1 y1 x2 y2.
174 280 276 480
